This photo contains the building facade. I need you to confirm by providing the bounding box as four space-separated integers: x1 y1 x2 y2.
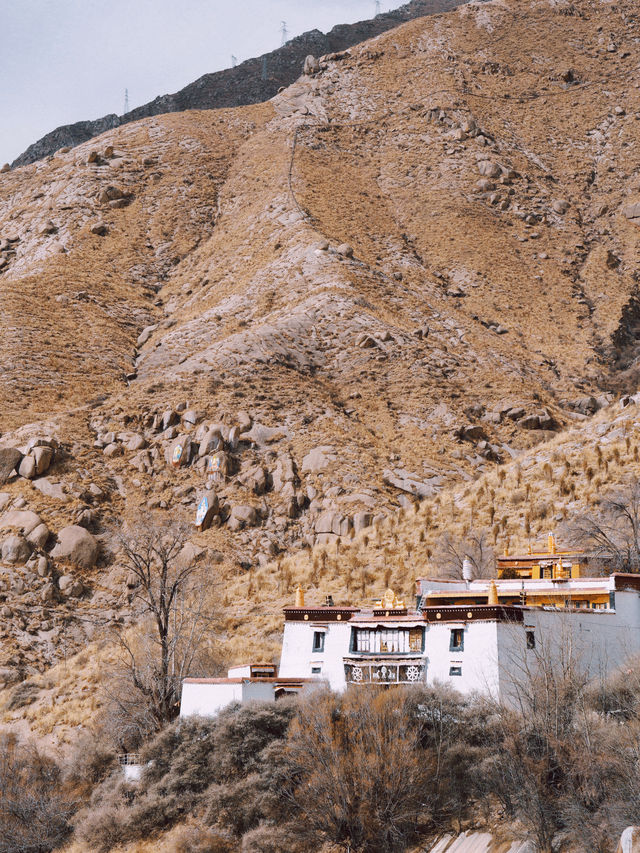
278 574 640 702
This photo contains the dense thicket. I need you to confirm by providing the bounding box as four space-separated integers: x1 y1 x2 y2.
71 663 640 853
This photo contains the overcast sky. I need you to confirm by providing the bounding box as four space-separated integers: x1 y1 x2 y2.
0 0 404 165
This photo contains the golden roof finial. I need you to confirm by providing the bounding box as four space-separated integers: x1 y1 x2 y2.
295 586 305 608
488 580 499 606
548 531 556 555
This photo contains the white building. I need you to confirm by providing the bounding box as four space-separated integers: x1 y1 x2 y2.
179 662 314 718
277 574 640 702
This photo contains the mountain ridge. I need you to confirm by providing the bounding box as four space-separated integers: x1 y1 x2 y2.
10 0 466 169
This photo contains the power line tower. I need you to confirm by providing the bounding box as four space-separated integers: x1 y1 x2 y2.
375 1 381 15
123 88 129 115
231 54 237 67
280 21 288 46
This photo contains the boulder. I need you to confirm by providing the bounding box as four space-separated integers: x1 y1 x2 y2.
383 468 441 499
623 202 640 222
126 434 147 451
228 425 240 450
167 435 192 468
51 525 98 568
617 826 640 853
27 523 49 550
103 442 122 457
32 445 54 475
90 222 108 236
302 446 335 474
353 511 374 534
272 452 297 492
337 243 354 258
199 428 223 456
182 409 203 427
58 574 83 597
552 199 570 214
2 535 32 564
18 456 36 479
0 510 42 536
32 478 69 501
41 582 55 603
303 54 320 75
238 465 268 495
240 422 286 446
176 542 207 570
237 411 252 432
228 505 259 531
194 491 219 531
477 161 502 178
355 333 378 348
517 414 542 430
97 185 124 204
570 395 600 415
206 450 229 479
476 178 495 192
454 424 487 442
0 448 22 484
136 324 158 347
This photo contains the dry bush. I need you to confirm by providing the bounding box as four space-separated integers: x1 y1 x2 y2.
283 687 436 853
0 734 77 853
167 824 233 853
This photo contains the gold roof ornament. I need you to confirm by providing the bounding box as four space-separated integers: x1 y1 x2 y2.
295 586 305 608
487 580 499 606
548 531 557 555
375 588 406 609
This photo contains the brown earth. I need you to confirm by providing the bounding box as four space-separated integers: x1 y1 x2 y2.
0 0 640 748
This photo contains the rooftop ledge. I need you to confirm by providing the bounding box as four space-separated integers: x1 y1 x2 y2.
422 605 524 623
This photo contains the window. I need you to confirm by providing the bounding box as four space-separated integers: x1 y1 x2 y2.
526 630 535 649
409 627 423 652
449 665 462 677
311 666 322 675
312 631 325 653
351 628 424 654
449 628 464 652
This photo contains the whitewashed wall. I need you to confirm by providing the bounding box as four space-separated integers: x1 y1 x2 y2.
179 681 275 717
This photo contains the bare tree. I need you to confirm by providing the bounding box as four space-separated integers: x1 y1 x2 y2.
433 528 495 579
107 519 218 742
572 478 640 572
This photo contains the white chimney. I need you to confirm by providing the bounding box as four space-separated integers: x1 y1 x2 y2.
462 557 474 584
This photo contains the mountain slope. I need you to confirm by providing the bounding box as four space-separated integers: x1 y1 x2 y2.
0 0 639 736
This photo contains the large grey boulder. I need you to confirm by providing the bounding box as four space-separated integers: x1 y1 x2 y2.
18 456 37 479
33 445 54 475
477 161 502 178
228 505 259 531
194 491 219 531
0 510 42 535
32 478 69 502
27 523 50 550
51 525 98 568
166 435 192 467
2 535 32 564
0 448 22 484
302 446 335 474
303 54 320 75
623 203 640 222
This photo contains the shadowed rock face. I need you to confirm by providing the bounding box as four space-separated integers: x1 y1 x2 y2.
10 0 465 168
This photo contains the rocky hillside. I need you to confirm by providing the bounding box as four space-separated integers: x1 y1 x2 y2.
0 0 639 744
10 0 465 168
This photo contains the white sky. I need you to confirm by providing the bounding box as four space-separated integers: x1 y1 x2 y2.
0 0 404 165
